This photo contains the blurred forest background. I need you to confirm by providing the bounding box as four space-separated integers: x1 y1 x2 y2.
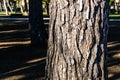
0 0 119 16
0 0 50 16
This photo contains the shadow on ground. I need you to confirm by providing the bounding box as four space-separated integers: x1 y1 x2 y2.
0 21 47 80
107 21 120 80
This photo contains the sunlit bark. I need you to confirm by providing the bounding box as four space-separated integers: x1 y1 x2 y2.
46 0 109 80
3 0 13 15
24 0 29 12
3 0 8 15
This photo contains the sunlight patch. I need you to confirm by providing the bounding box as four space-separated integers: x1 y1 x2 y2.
2 75 25 80
26 57 46 64
0 41 30 45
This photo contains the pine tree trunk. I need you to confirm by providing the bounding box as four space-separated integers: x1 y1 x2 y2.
29 0 46 45
46 0 109 80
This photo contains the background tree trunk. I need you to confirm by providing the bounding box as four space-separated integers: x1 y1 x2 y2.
46 0 109 80
24 0 28 12
29 0 46 45
3 0 8 15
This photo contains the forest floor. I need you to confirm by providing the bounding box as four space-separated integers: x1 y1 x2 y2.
107 21 120 80
0 19 119 80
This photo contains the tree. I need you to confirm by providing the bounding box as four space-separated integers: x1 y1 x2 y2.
29 0 46 45
24 0 29 13
46 0 109 80
3 0 13 15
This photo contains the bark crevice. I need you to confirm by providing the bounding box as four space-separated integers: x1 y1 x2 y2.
46 0 109 80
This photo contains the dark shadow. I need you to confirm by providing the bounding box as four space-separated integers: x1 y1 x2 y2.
0 16 120 80
107 21 120 80
108 21 120 58
109 73 120 80
10 14 23 18
0 44 46 80
0 19 48 80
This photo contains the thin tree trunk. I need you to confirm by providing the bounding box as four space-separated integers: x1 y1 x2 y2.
6 0 13 12
3 0 8 15
24 0 28 12
46 0 109 80
29 0 46 45
0 2 3 11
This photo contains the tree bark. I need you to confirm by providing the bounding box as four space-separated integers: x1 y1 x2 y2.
24 0 28 12
46 0 109 80
3 0 8 15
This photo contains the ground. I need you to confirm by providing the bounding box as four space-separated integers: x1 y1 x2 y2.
0 20 119 80
0 21 46 80
107 21 120 80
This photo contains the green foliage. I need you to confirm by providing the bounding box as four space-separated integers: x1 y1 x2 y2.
42 0 50 3
109 0 114 5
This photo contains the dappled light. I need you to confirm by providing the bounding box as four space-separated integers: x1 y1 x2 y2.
0 41 30 49
0 20 46 80
107 21 120 80
0 17 120 80
0 1 120 79
2 75 26 80
26 57 46 64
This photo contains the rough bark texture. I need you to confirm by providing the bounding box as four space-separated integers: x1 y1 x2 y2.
46 0 109 80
